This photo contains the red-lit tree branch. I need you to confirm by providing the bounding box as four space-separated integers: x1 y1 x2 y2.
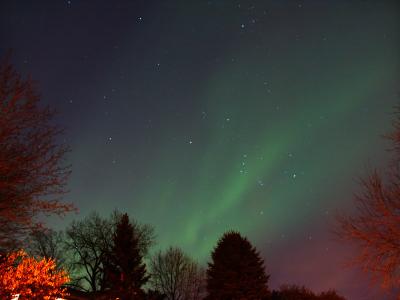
337 109 400 292
0 58 75 250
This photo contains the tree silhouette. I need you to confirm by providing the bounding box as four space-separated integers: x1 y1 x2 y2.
106 213 149 299
27 228 67 270
65 211 114 292
146 289 167 300
0 250 69 299
0 58 74 251
206 231 270 300
271 285 316 300
57 210 154 293
336 109 400 290
318 290 346 300
271 285 346 300
150 246 205 300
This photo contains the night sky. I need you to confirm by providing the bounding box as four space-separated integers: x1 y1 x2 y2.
1 1 399 299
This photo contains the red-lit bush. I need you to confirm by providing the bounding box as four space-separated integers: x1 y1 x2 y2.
0 250 69 299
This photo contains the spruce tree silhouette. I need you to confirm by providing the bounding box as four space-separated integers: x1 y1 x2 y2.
206 231 270 300
107 213 149 299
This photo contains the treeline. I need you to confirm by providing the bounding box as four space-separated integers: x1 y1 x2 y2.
24 210 346 300
28 211 201 299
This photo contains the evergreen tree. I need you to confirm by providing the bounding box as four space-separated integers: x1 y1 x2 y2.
107 213 149 299
206 231 270 300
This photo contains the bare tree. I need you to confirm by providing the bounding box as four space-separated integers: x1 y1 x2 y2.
337 109 400 291
65 210 155 292
150 247 205 300
0 57 74 250
65 211 114 292
182 260 206 300
28 228 66 267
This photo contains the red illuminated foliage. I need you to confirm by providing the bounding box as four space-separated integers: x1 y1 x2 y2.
0 250 69 299
0 58 74 250
337 110 400 291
